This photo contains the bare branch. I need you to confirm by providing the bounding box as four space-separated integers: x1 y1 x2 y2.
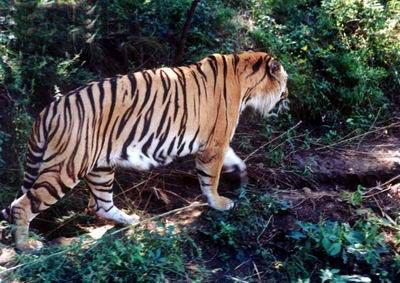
174 0 201 65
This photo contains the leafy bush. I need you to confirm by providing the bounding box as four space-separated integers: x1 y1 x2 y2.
200 187 289 252
287 220 394 281
251 0 400 128
10 225 205 283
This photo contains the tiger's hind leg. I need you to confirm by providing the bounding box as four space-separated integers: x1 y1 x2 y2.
222 147 248 188
10 169 78 251
85 167 139 225
222 147 247 179
1 141 44 221
222 147 246 174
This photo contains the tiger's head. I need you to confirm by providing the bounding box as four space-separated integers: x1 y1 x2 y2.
238 51 288 117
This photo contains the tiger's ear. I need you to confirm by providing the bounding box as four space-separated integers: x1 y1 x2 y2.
268 59 281 76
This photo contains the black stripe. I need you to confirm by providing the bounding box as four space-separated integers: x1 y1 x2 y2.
139 93 157 142
92 188 113 193
97 78 117 164
208 55 218 92
196 169 214 178
47 115 61 142
252 57 263 74
86 178 114 187
121 113 142 159
177 142 186 156
222 55 229 133
156 95 171 138
191 70 201 118
87 84 96 116
137 71 153 115
26 190 42 213
91 194 112 203
188 127 200 153
128 73 137 99
160 70 171 104
117 92 139 139
167 136 176 155
92 167 114 173
173 81 179 122
153 117 171 161
98 80 105 114
142 133 154 157
233 54 240 73
41 105 51 140
195 63 208 81
106 116 120 163
200 181 211 187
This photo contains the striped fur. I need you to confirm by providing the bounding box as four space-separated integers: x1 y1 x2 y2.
2 51 288 250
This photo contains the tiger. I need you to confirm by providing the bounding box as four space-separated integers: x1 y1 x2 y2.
1 51 288 251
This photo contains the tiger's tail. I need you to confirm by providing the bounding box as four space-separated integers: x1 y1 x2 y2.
1 118 46 222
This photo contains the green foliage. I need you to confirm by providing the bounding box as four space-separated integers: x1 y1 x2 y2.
251 0 400 128
0 130 9 168
76 0 239 71
11 225 205 283
287 220 393 281
201 188 288 248
341 185 366 206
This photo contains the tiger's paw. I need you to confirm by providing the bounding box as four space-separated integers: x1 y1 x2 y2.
16 239 44 253
209 196 235 211
122 214 140 225
96 207 140 225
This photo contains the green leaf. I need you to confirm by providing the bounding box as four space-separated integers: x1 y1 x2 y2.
327 242 342 257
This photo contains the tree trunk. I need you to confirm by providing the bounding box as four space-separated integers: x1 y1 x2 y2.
174 0 201 66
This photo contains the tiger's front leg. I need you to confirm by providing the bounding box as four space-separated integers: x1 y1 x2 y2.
196 147 234 211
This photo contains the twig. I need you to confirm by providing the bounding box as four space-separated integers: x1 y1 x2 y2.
365 174 400 196
356 107 382 150
0 87 14 103
244 121 302 162
115 178 153 197
372 195 385 217
252 261 262 283
364 184 394 199
108 201 208 237
256 215 273 245
234 259 251 271
316 121 400 151
44 214 81 237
